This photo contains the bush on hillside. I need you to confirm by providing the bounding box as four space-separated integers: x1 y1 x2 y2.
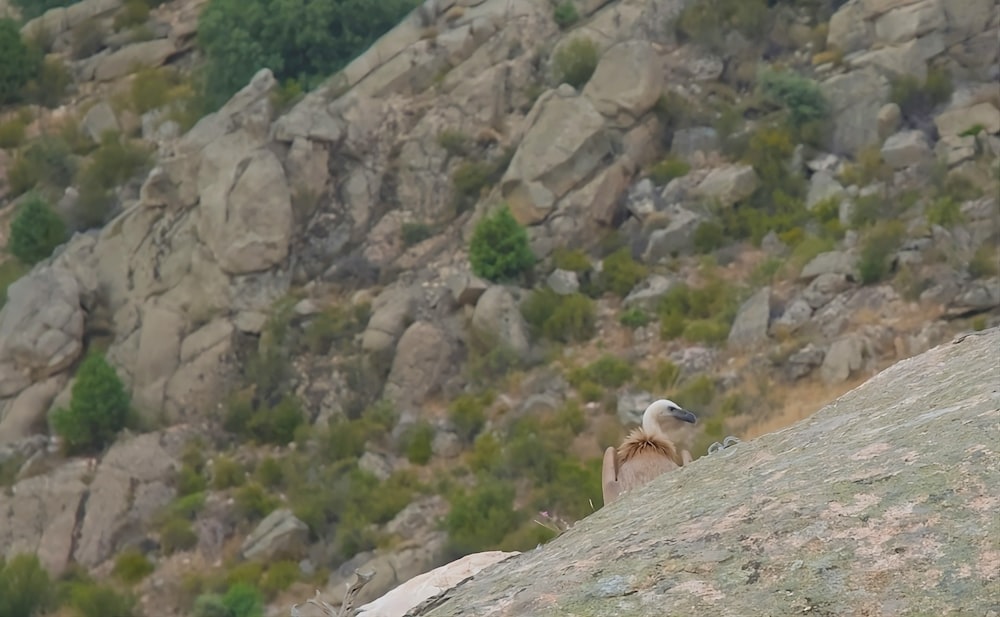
197 0 417 108
0 553 52 617
469 205 535 282
113 549 154 584
757 68 828 140
6 135 76 196
75 131 153 229
553 1 579 29
21 55 72 108
60 579 136 617
674 0 769 51
448 391 492 443
552 37 598 89
0 18 42 105
221 583 264 617
858 221 904 285
445 476 521 556
521 288 595 343
890 66 952 119
599 248 647 297
11 0 78 20
8 194 67 265
52 352 131 454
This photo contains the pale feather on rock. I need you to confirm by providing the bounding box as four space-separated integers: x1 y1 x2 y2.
354 550 520 617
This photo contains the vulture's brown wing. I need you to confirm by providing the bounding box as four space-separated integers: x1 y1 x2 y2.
602 446 624 506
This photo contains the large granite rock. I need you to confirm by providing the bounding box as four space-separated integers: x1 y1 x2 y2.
417 328 1000 616
500 87 613 224
0 268 85 398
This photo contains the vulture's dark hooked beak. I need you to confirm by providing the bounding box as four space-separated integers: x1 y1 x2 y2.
670 407 697 424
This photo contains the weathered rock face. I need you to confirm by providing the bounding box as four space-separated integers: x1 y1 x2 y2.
417 329 1000 616
501 87 614 225
0 268 85 398
823 0 999 154
0 428 187 573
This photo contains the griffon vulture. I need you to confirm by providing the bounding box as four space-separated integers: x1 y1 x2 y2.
602 398 696 506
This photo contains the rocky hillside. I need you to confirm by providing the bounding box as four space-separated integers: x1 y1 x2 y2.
0 0 998 614
413 327 1000 616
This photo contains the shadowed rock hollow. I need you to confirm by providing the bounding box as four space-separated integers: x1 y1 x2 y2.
413 328 1000 616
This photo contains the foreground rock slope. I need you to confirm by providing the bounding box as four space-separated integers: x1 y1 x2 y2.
417 328 1000 616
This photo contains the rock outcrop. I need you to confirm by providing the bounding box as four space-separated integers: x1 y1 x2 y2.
413 328 1000 616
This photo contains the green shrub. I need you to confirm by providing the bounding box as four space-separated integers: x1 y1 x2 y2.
193 594 230 617
521 289 596 343
10 0 78 20
553 37 598 89
234 482 279 521
198 0 418 108
600 248 647 297
552 247 590 272
403 421 435 465
0 260 28 311
553 1 579 29
648 156 690 185
448 392 492 444
114 0 151 30
674 374 716 408
7 135 76 196
656 276 739 343
926 197 963 227
693 221 725 253
159 517 198 554
969 245 998 279
675 0 769 51
0 553 52 617
570 354 633 389
0 18 41 105
176 464 207 496
130 66 180 114
168 491 206 520
301 302 370 356
62 581 135 617
401 222 433 247
74 133 152 229
437 129 470 157
681 318 730 344
619 307 649 328
239 395 304 446
23 55 71 108
858 221 904 285
469 205 535 282
260 561 299 599
0 114 27 148
757 68 828 138
890 66 952 118
254 456 285 488
78 130 151 186
225 562 263 588
211 455 245 490
452 160 493 203
8 194 67 265
113 549 154 584
645 359 682 391
52 352 131 455
445 477 521 556
221 582 264 617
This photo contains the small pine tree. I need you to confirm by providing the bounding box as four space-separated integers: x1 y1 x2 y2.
0 18 41 105
0 553 52 617
469 205 535 282
8 194 67 265
52 352 131 454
